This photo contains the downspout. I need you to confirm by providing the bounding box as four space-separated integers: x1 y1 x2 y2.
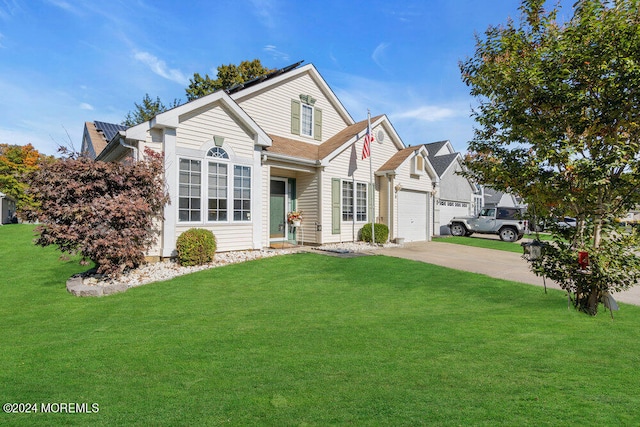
119 136 138 161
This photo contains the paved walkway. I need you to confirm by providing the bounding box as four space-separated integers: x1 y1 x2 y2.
372 240 640 307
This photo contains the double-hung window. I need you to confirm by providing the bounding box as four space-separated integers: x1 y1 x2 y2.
233 165 251 221
301 104 313 137
179 159 202 222
356 183 368 221
342 180 368 222
207 162 227 221
178 148 251 223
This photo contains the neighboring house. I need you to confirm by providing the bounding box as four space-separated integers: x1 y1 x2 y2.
422 141 481 235
84 62 438 257
81 121 127 159
0 191 17 225
482 186 520 208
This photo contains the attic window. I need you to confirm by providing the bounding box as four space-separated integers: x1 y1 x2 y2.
412 155 426 176
207 147 229 159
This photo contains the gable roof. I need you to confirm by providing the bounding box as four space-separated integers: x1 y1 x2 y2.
264 115 387 164
423 140 449 157
95 121 127 142
378 145 421 172
230 62 354 126
124 89 271 148
429 152 459 177
83 121 127 158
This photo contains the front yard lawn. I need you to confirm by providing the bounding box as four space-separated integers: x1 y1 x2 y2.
2 225 640 425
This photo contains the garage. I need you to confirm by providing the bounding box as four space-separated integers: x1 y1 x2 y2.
438 200 470 235
397 190 429 242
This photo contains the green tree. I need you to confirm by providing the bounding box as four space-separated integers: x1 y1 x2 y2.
0 143 50 212
122 93 181 127
459 0 640 315
185 59 274 101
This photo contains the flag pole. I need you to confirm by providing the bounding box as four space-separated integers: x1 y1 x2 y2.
368 110 375 246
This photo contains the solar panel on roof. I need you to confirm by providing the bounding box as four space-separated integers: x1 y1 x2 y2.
94 121 127 142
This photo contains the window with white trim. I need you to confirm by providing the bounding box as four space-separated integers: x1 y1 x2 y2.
207 162 227 221
356 183 368 221
301 104 313 137
342 180 368 222
178 148 252 223
233 165 251 221
178 159 201 222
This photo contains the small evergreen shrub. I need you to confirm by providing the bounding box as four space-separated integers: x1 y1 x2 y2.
360 223 389 244
176 228 217 266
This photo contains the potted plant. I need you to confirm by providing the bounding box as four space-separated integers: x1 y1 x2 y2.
287 211 302 227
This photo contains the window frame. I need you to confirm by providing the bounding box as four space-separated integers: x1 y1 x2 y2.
178 158 202 223
177 150 252 224
300 103 314 137
341 179 368 222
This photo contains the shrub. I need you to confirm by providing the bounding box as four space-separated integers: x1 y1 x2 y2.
360 223 389 244
176 228 217 266
22 148 169 278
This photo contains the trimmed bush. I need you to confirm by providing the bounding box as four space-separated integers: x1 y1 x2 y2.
359 223 389 244
176 229 217 266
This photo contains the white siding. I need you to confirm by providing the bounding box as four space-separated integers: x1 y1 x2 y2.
236 73 350 144
319 124 402 243
176 224 254 252
178 103 255 158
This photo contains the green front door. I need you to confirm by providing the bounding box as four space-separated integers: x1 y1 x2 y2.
270 179 286 240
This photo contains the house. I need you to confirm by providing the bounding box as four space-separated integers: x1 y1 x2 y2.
422 141 481 235
0 191 17 224
482 187 520 208
83 62 438 257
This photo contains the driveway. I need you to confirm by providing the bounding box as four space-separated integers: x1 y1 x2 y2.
373 240 640 307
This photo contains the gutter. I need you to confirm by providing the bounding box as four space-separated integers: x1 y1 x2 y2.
118 132 138 161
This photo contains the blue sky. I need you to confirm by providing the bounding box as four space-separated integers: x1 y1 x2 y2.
0 0 572 156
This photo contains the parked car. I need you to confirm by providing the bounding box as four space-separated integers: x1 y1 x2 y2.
449 207 528 242
556 217 577 228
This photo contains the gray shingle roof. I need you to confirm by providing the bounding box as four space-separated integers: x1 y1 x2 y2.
429 152 458 177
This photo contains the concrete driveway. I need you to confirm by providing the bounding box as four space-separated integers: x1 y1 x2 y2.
373 240 640 307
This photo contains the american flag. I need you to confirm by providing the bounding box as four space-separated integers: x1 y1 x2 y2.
362 126 374 160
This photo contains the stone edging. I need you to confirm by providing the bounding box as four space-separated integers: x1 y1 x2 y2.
66 275 128 297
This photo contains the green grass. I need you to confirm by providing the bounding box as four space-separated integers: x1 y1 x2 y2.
2 224 640 425
433 235 527 253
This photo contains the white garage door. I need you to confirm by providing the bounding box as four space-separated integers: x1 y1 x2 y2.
397 190 428 242
438 202 470 235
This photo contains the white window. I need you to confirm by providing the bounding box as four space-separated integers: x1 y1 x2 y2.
356 183 368 221
301 104 313 137
233 165 251 221
178 149 251 223
207 162 227 221
342 180 368 222
178 159 201 222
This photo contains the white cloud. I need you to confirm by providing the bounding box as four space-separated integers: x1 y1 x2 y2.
263 45 290 62
394 105 457 122
133 51 189 86
371 42 390 69
44 0 76 13
0 0 21 20
250 0 277 29
80 103 94 110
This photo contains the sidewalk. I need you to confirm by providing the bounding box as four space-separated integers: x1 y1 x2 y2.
373 241 640 307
